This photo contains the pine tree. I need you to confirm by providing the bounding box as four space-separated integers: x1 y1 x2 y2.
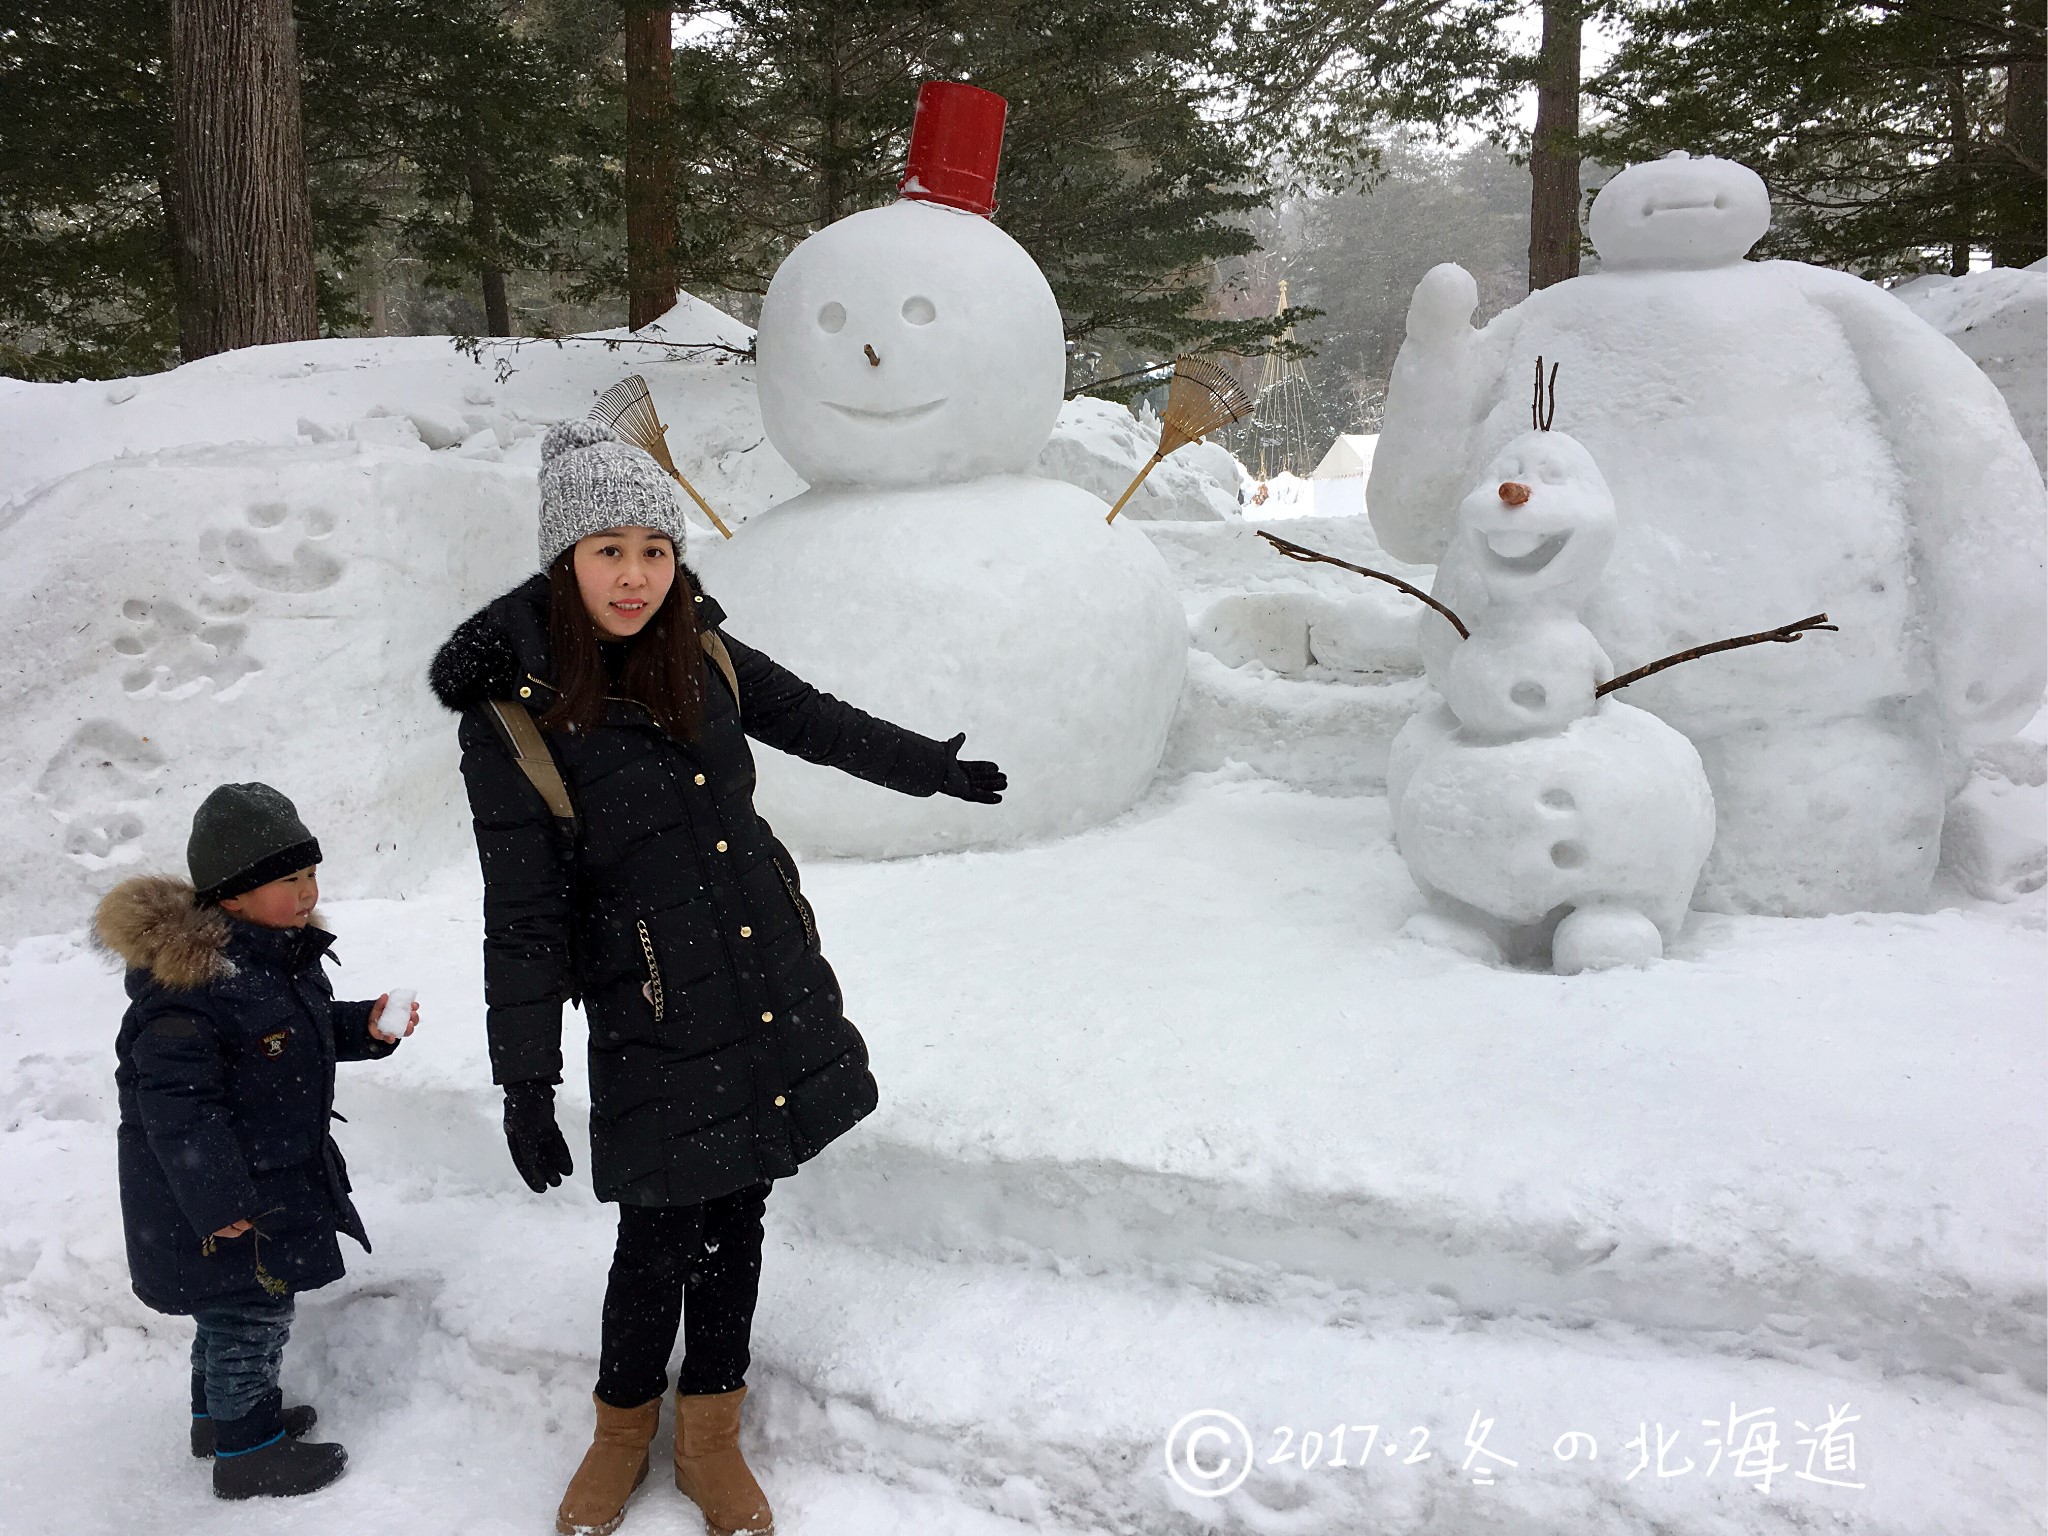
1589 0 2046 274
0 0 179 379
1231 0 1593 296
333 2 606 336
166 0 320 358
624 4 678 327
656 0 1299 383
1526 0 1583 289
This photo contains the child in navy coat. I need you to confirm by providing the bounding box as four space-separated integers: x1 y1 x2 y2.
94 782 418 1500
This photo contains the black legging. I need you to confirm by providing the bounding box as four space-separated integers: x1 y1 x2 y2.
595 1182 771 1408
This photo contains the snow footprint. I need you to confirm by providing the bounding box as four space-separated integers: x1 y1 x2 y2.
202 500 344 594
113 595 260 697
34 720 165 862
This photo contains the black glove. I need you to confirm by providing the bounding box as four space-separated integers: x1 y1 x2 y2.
938 732 1006 804
502 1080 573 1192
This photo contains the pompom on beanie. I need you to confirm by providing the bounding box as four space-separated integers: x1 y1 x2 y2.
537 420 688 567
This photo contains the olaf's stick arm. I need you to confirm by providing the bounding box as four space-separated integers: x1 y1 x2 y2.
1256 529 1471 639
1596 614 1836 699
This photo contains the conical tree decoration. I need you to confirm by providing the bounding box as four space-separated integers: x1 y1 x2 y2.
589 375 734 539
1105 356 1257 524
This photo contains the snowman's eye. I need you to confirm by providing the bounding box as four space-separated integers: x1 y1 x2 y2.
901 295 936 326
1538 463 1564 484
817 302 847 334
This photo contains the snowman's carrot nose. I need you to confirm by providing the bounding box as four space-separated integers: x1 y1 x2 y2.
1498 481 1531 506
864 343 882 367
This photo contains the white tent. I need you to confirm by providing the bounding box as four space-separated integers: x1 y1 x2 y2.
1309 433 1377 517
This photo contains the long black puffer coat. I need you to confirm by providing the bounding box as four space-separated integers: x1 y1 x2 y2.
429 567 955 1206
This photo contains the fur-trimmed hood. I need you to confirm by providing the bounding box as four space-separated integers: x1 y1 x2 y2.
93 874 330 990
427 563 725 715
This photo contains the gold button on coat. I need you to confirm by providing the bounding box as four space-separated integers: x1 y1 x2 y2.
760 1011 773 1023
518 686 531 698
773 1095 786 1107
693 774 706 786
715 840 727 852
739 926 752 938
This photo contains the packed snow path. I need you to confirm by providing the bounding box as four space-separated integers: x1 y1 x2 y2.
3 772 2040 1535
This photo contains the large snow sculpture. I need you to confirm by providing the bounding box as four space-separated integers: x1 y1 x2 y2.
1368 152 2048 915
1387 428 1716 972
698 81 1186 857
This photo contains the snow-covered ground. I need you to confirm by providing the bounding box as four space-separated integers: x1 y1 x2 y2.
1 308 2043 1534
4 777 2042 1534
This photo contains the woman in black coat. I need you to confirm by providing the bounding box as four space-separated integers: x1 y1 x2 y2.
430 422 1002 1536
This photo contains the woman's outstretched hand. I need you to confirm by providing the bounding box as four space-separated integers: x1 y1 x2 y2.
503 1080 574 1192
938 733 1006 804
937 733 1011 806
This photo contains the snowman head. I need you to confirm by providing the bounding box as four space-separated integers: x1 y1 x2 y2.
755 83 1066 490
1456 429 1616 610
1588 152 1770 271
755 202 1066 489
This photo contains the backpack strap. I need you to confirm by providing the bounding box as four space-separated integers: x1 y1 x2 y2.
484 698 577 835
483 621 735 834
699 630 740 717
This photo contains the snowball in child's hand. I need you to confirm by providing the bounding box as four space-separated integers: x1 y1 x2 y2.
375 988 416 1040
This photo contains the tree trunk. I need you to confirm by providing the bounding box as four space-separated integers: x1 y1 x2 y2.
1995 12 2046 266
624 6 678 329
167 0 318 359
1527 0 1582 292
468 157 511 336
1947 71 1973 276
817 11 847 231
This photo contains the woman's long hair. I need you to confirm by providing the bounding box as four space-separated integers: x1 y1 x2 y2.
537 546 706 742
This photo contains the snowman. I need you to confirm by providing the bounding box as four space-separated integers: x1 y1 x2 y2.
697 81 1187 857
1368 152 2047 916
1387 426 1716 973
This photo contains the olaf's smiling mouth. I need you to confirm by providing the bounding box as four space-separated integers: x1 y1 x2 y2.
1644 196 1724 215
1482 529 1570 571
825 398 946 423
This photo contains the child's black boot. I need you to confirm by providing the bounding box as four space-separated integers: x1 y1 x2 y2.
211 1389 348 1500
191 1371 319 1457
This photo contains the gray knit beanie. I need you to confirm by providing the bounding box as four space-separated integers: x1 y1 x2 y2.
537 421 688 567
188 782 321 904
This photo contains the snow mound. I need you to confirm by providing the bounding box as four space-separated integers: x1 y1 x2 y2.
1893 264 2047 471
1034 395 1242 520
4 444 534 934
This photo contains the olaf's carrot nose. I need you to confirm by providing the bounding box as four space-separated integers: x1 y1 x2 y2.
1498 481 1531 506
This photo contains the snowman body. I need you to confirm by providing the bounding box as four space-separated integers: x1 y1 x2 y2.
1369 154 2046 916
702 197 1187 856
1386 431 1715 971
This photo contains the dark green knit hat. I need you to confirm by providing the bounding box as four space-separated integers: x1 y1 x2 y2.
187 783 322 904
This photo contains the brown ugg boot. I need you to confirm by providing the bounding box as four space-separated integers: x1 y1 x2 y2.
672 1385 774 1536
556 1395 662 1536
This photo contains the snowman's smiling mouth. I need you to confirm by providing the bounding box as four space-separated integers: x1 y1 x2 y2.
1482 529 1571 572
825 398 947 423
